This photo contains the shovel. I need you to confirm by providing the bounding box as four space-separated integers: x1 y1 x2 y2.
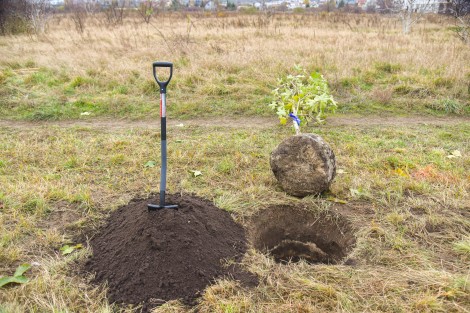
148 61 178 211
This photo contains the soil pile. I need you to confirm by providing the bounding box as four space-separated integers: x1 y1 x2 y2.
84 194 255 311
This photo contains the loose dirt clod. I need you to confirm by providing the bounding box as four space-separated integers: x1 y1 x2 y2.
84 194 256 312
250 205 355 264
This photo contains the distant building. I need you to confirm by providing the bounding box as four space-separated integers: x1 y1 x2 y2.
411 0 441 13
391 0 448 13
364 0 377 8
204 0 216 9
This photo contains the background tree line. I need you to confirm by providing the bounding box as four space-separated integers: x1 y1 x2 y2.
0 0 469 42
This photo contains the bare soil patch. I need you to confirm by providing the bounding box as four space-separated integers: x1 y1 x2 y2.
323 115 470 127
84 194 256 312
249 205 356 264
37 201 83 233
0 116 469 131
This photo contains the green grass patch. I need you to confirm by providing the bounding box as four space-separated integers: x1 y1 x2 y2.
1 58 468 121
374 62 402 74
426 98 468 115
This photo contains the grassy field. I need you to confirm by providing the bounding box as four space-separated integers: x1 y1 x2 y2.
0 12 469 120
0 12 469 313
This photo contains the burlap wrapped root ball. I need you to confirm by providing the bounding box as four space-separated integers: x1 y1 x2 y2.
270 134 336 197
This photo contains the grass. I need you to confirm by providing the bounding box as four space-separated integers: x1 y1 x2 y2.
0 11 470 313
0 12 469 120
0 120 469 312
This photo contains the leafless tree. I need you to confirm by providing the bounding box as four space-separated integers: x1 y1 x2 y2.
448 0 470 43
71 2 88 33
0 0 29 35
84 0 100 14
320 0 337 12
449 0 470 15
0 0 51 35
28 0 51 34
139 0 156 24
105 0 127 25
379 0 434 33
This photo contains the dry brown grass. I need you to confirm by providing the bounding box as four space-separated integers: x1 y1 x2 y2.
2 13 463 76
0 12 468 118
0 119 469 312
1 11 470 313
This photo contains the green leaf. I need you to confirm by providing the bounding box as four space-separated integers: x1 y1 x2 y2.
60 244 82 255
350 188 368 198
0 275 29 288
190 170 202 177
0 263 31 288
446 150 462 159
276 107 286 117
60 245 75 255
144 161 157 168
14 263 31 277
310 72 322 80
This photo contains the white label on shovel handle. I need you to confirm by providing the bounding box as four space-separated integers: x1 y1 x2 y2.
160 93 166 118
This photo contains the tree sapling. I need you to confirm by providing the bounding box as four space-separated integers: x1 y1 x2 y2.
269 65 337 135
268 66 337 196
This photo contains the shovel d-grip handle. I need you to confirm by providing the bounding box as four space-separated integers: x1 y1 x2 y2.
152 61 173 94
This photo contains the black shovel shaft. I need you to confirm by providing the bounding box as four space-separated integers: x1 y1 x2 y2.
153 131 177 209
160 117 167 205
148 61 178 211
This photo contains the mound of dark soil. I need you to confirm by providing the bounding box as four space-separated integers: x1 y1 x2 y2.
84 194 255 311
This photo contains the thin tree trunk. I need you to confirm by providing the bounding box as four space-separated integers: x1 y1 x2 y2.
402 8 412 34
